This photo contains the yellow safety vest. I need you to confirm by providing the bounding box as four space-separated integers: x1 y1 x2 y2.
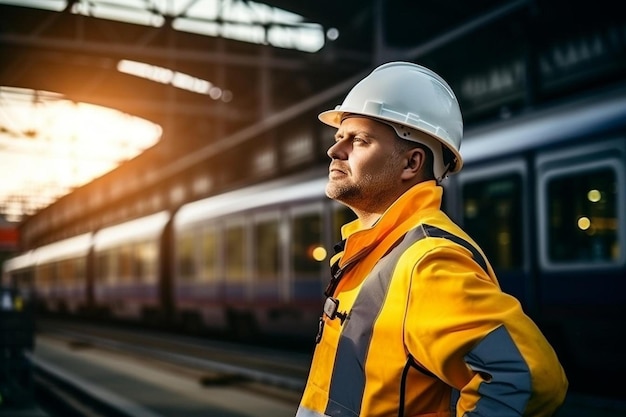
296 181 567 417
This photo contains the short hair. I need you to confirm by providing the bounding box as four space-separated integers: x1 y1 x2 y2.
394 138 435 181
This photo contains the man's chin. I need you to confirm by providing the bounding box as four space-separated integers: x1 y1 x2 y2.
325 183 341 201
326 183 354 202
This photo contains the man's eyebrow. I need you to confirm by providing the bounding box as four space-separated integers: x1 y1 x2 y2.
335 129 372 140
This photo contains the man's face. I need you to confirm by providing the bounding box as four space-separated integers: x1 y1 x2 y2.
325 116 406 213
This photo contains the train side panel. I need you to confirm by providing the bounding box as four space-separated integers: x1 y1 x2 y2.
172 175 334 340
534 137 625 393
453 117 626 396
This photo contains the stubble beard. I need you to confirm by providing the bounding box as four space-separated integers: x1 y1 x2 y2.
326 171 394 213
326 149 405 213
325 178 361 205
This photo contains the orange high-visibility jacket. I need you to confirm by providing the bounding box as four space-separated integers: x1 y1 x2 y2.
296 181 568 417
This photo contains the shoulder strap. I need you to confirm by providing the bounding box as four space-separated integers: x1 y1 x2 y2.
420 224 489 274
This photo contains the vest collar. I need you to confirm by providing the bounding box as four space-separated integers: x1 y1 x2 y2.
336 180 443 267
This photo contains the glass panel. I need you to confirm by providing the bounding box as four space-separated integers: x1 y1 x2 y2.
136 240 158 283
96 251 111 284
58 259 73 286
118 245 133 282
292 211 324 278
75 258 85 284
36 264 54 294
201 226 218 282
462 173 523 270
103 250 117 284
254 218 279 281
176 231 196 282
225 223 246 282
547 167 618 262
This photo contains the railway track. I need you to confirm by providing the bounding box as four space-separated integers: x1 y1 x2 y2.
37 319 310 388
29 319 310 417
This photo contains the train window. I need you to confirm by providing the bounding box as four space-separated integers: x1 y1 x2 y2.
135 241 158 283
57 258 85 287
225 222 246 282
462 174 523 270
58 259 73 287
546 167 618 263
96 250 114 284
254 217 280 281
36 264 55 295
292 210 324 277
118 245 134 283
75 259 86 284
176 230 196 282
332 204 357 245
201 225 218 282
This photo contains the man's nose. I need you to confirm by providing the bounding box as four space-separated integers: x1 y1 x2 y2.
327 140 347 160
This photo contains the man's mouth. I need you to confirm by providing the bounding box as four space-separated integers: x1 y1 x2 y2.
329 163 347 175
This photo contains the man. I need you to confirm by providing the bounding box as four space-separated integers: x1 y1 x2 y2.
295 62 568 417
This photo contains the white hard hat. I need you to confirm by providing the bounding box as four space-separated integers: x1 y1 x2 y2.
319 61 463 181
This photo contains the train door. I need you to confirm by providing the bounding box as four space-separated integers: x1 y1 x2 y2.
173 218 226 333
456 159 532 310
288 202 326 298
251 210 282 302
286 202 327 337
223 215 248 302
534 137 626 391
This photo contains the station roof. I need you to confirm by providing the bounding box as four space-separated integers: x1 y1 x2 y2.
0 0 622 222
0 0 513 222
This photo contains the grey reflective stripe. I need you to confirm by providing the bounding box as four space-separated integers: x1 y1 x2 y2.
296 406 330 417
422 224 489 275
326 226 427 416
464 326 531 416
324 223 489 416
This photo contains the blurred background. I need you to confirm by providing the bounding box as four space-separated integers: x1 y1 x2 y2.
1 1 625 416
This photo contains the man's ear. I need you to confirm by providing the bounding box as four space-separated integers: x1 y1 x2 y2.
401 148 425 180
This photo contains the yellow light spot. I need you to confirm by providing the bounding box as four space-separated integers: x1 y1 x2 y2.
312 246 327 262
577 217 591 230
587 189 601 203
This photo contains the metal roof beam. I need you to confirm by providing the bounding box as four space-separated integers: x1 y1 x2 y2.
0 33 306 70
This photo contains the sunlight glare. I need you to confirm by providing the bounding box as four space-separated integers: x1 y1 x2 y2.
0 87 162 222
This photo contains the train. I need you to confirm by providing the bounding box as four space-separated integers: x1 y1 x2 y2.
3 84 626 396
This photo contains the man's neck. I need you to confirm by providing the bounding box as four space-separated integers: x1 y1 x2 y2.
355 211 382 229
